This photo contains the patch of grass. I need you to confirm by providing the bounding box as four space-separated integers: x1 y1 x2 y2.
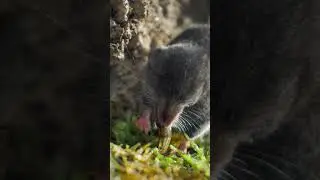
110 114 210 180
111 115 156 146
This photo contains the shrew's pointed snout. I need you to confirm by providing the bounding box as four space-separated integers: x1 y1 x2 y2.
155 111 170 128
155 103 183 128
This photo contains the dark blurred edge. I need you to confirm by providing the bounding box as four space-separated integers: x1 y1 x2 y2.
0 0 110 180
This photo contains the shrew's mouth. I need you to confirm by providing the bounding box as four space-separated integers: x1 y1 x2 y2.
154 105 184 129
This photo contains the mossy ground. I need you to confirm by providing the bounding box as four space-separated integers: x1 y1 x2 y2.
110 115 210 180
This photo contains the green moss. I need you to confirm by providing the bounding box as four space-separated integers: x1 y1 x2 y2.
110 114 210 180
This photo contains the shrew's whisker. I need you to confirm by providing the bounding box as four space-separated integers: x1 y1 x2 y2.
221 170 238 180
237 147 297 168
235 152 293 180
229 162 261 179
233 157 247 166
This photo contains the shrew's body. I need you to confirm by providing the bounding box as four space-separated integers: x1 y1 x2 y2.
136 24 210 145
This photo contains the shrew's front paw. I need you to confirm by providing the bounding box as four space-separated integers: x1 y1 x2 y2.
171 133 191 153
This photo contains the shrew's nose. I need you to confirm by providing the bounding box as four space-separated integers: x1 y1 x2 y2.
156 111 169 128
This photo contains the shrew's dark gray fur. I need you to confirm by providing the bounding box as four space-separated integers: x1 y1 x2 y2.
141 24 210 139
